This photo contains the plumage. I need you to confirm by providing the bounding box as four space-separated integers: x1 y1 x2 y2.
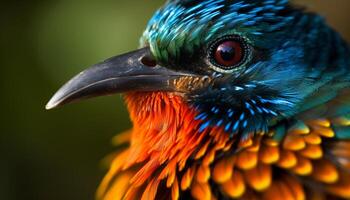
46 0 350 199
95 97 350 199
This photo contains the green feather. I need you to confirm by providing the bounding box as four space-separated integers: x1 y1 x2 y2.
333 125 350 140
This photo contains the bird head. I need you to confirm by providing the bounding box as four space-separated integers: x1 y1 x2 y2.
46 0 350 141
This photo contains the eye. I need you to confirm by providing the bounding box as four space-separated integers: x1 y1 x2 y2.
208 35 250 73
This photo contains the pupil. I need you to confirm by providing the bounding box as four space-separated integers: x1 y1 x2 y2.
220 45 235 61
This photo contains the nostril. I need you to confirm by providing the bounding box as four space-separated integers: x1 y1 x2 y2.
141 55 157 67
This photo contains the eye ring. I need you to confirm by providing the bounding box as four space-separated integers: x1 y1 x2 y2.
208 35 251 73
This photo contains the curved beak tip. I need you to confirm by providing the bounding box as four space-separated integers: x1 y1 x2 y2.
45 102 54 110
45 104 54 110
45 95 61 110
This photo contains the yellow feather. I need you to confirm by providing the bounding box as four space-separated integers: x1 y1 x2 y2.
327 174 350 198
244 164 272 191
332 117 350 126
171 178 179 200
304 133 322 145
180 166 195 190
307 119 331 127
203 149 216 166
259 145 280 164
312 159 339 184
299 144 323 159
277 150 297 169
283 134 306 151
236 150 258 170
141 179 159 200
312 126 334 138
195 141 210 159
212 157 235 183
292 156 313 176
221 170 245 198
101 171 134 200
191 181 212 200
196 164 211 183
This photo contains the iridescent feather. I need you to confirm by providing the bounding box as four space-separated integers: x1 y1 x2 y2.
98 0 350 199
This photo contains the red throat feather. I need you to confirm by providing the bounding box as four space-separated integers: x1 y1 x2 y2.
97 92 231 200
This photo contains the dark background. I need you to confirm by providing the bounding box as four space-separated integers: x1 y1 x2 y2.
1 1 349 200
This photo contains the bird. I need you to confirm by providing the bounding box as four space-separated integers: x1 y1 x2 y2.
46 0 350 199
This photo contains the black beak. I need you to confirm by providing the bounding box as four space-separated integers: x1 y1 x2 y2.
46 47 191 110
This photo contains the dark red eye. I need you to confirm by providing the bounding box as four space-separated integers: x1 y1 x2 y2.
215 40 243 67
209 36 249 72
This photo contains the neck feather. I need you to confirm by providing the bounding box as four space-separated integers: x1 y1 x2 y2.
123 92 230 186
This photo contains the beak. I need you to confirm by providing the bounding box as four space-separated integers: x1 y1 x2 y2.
46 47 191 110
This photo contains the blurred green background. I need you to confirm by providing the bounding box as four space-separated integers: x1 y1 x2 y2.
1 0 349 200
